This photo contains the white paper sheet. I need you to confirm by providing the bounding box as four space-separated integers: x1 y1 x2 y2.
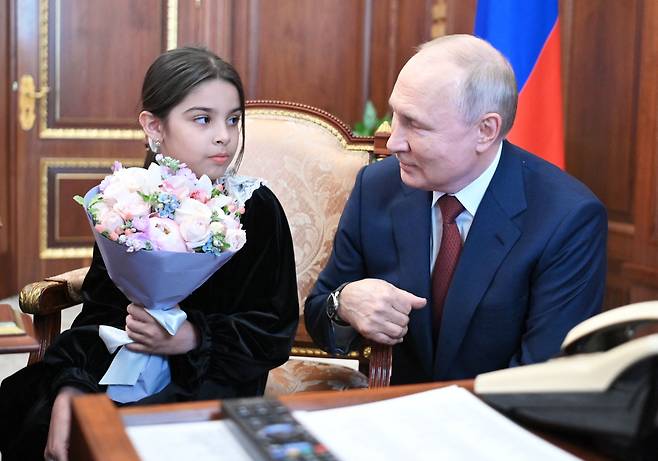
293 385 581 461
126 419 253 461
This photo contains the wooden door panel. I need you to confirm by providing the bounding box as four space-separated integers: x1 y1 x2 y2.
626 0 658 300
231 0 369 125
563 0 639 224
562 0 658 307
54 0 165 128
253 0 366 124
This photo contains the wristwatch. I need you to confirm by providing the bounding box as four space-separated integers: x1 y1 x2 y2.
326 282 350 326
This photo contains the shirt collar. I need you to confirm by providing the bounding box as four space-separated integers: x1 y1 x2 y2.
432 142 502 216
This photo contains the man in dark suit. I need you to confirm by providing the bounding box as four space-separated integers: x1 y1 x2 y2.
305 34 607 384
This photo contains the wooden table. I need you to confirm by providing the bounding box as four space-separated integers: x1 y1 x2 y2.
0 303 39 354
70 381 611 461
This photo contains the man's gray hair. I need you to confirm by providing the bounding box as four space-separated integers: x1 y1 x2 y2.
419 34 518 137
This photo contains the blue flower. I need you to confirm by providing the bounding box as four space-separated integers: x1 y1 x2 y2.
156 193 180 219
201 236 222 255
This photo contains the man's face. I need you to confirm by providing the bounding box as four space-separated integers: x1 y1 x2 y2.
386 57 489 193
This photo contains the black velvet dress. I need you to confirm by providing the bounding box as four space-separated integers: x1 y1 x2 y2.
0 185 299 461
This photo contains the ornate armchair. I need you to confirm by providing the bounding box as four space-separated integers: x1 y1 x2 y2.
19 100 393 395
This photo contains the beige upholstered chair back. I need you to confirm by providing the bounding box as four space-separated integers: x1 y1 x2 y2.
240 101 374 312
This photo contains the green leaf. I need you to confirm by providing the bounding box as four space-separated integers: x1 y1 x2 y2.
353 100 390 136
353 121 367 136
73 195 85 206
363 101 377 131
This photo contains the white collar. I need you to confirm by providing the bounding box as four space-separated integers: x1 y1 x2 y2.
221 175 266 205
432 142 502 216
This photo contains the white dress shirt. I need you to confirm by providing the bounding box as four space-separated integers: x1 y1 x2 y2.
430 143 502 270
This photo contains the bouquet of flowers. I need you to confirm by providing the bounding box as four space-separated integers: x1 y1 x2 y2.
75 155 247 403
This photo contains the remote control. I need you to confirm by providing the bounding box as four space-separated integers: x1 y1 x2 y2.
222 397 338 461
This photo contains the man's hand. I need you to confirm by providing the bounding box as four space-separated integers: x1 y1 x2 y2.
45 386 83 461
336 279 426 345
124 303 199 355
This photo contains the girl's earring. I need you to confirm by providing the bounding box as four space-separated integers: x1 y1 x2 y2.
149 137 161 153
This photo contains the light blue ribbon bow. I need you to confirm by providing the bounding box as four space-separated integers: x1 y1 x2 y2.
98 306 187 403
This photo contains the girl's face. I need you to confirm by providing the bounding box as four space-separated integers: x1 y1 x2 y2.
158 79 242 181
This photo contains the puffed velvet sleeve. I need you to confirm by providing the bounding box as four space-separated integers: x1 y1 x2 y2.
35 244 131 397
169 186 299 399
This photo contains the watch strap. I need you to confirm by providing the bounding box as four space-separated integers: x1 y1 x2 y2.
327 282 350 326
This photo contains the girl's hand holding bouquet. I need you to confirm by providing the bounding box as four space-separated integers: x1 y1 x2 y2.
124 303 199 355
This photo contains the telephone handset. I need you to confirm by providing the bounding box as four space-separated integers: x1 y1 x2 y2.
561 300 658 355
474 301 658 460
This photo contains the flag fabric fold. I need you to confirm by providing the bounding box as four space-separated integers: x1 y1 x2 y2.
475 0 565 169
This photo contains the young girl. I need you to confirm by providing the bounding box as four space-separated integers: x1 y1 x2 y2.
0 47 299 461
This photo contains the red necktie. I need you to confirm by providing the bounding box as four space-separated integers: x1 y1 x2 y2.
432 195 464 340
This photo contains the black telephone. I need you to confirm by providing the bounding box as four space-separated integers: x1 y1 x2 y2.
474 301 658 460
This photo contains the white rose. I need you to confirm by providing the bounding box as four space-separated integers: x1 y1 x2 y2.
111 191 151 220
209 221 226 234
144 163 163 194
90 199 113 220
219 212 241 230
224 228 247 251
207 195 233 211
98 209 125 234
196 175 213 196
91 199 123 234
175 198 212 249
104 167 160 198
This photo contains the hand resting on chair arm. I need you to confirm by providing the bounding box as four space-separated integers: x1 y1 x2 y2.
337 278 426 346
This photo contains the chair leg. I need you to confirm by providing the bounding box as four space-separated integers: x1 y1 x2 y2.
28 314 61 365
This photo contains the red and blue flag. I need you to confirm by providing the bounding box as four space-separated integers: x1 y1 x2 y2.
475 1 564 168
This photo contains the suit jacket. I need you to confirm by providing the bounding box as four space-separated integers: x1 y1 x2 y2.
305 141 607 384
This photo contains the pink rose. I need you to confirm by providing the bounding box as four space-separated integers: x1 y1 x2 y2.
161 175 195 201
131 215 150 231
146 217 188 252
94 201 125 235
189 189 209 203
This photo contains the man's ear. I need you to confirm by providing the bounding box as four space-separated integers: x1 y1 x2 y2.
138 111 164 142
476 113 502 153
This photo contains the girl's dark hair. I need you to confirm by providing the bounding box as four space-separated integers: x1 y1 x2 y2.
141 47 246 174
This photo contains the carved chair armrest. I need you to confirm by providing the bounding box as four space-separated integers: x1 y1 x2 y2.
289 341 392 388
19 267 89 316
19 267 89 364
292 317 392 387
